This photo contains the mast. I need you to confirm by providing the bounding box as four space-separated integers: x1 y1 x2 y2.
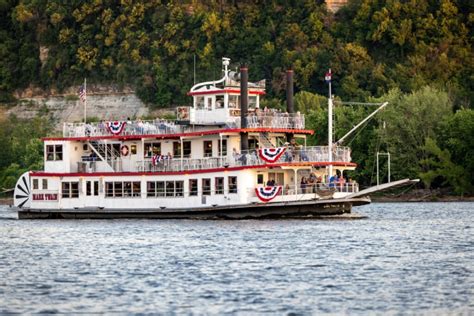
84 78 87 124
326 69 333 179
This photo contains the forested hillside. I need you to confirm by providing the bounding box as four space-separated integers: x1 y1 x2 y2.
0 0 473 195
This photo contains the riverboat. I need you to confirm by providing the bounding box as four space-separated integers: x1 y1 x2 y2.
13 58 416 219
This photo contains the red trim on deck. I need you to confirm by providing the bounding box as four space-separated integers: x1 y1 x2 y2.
30 161 357 178
42 128 314 141
187 89 265 96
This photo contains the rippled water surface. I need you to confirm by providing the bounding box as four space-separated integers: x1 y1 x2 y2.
0 203 473 314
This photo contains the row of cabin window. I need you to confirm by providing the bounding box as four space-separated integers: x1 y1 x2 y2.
33 179 49 190
144 140 227 158
60 177 238 199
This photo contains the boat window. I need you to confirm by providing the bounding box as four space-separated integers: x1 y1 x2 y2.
229 95 239 109
166 181 175 197
144 142 161 157
206 97 213 110
204 141 213 157
147 181 183 198
46 144 63 161
215 177 224 194
268 172 284 186
257 174 264 185
105 181 141 198
202 178 211 195
249 96 257 109
62 182 79 198
218 139 227 156
189 179 198 196
216 95 225 109
42 179 48 190
114 182 123 197
130 145 137 155
196 96 205 109
173 141 191 158
175 181 184 197
33 179 39 190
228 176 237 194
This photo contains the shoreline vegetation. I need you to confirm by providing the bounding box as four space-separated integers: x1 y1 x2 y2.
0 1 473 197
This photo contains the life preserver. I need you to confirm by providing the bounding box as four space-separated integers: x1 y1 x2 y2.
121 145 129 156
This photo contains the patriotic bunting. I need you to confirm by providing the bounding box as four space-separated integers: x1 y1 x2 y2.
106 121 126 135
258 147 286 163
255 186 282 203
151 154 172 166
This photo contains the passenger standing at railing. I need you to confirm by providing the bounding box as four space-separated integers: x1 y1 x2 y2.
300 177 308 193
338 176 346 192
308 173 317 193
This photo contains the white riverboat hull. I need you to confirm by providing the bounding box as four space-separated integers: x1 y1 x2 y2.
17 197 370 219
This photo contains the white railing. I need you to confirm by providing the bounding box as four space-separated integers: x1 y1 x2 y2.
249 182 359 198
135 146 351 172
63 120 194 138
226 113 305 129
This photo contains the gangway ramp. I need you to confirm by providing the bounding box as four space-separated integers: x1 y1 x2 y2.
343 179 420 199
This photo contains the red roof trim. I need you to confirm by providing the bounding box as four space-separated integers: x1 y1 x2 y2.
187 89 265 96
42 128 314 141
30 162 357 177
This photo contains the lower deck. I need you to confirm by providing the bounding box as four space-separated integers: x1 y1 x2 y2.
23 167 359 211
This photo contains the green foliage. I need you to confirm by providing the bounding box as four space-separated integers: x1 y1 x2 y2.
420 138 472 195
0 115 51 190
0 1 470 108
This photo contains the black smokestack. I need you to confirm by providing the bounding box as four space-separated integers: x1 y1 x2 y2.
240 65 249 152
286 69 294 113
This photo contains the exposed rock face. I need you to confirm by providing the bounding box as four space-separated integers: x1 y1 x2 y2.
6 91 150 127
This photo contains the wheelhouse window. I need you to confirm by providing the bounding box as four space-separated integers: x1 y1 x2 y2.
228 95 239 109
216 95 224 109
229 176 237 194
144 142 161 158
42 179 48 190
202 179 211 196
46 144 63 161
189 179 198 196
105 181 141 198
62 182 79 198
204 141 213 157
147 181 183 197
215 177 224 195
249 96 257 109
196 96 205 109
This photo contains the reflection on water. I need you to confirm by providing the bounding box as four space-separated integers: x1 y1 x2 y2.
0 203 472 314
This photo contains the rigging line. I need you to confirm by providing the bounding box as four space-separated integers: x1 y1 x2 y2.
346 119 371 146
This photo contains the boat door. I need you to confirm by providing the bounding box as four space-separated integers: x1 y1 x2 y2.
84 179 100 207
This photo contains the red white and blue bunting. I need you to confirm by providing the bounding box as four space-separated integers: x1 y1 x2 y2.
151 154 172 166
255 186 282 203
258 147 286 163
106 121 126 135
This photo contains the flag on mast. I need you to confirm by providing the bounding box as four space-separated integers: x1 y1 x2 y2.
325 69 332 83
78 83 86 103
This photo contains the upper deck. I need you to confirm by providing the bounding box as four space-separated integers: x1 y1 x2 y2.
62 111 306 138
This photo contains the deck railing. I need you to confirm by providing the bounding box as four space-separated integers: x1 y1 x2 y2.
135 146 351 172
249 182 359 198
226 113 305 129
63 112 306 137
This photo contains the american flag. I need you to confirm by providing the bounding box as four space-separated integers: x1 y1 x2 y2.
78 85 86 103
325 69 332 83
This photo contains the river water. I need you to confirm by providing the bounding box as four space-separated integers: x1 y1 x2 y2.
0 202 472 314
